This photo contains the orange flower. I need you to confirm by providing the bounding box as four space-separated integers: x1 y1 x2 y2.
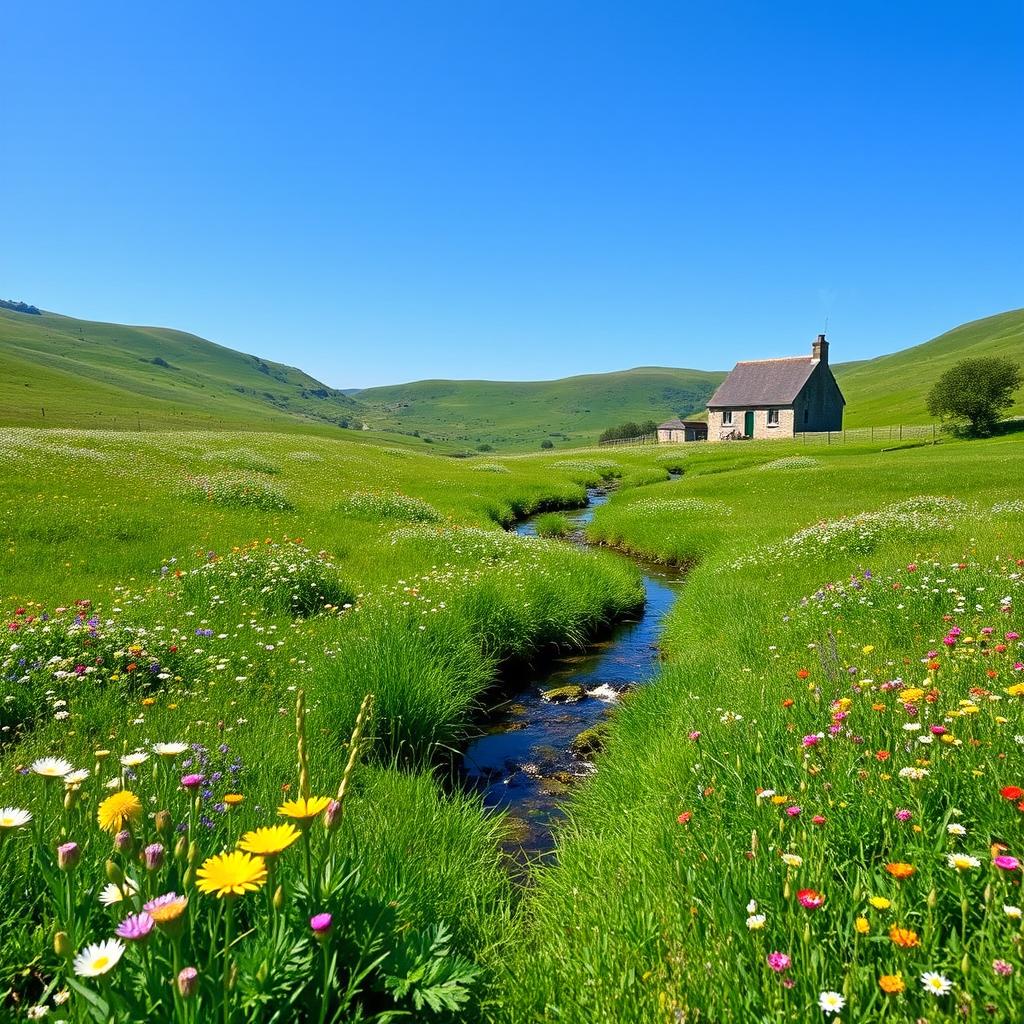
796 669 810 680
781 698 794 708
872 702 886 712
889 926 920 948
885 862 915 880
879 973 905 993
876 750 891 762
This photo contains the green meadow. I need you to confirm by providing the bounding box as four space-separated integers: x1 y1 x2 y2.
2 424 1022 1021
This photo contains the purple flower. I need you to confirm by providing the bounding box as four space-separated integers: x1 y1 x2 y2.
785 806 801 817
57 841 80 871
310 912 333 937
894 808 912 822
144 843 165 871
114 829 133 853
181 773 204 789
116 911 155 941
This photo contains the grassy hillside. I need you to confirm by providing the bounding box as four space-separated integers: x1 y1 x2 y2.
0 306 364 432
357 366 726 449
835 308 1024 426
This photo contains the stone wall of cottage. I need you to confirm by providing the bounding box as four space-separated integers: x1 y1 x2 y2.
793 363 845 432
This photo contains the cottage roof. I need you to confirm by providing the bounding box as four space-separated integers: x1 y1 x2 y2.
658 418 706 429
706 357 817 408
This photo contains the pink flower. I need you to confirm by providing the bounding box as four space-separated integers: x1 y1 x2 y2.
766 951 791 972
144 891 183 914
1007 633 1020 642
796 888 825 910
688 731 701 741
994 959 1013 976
180 773 204 789
802 735 820 747
310 912 332 940
994 855 1020 871
786 806 802 817
930 725 947 736
116 911 155 941
57 841 80 871
811 815 827 826
178 967 198 998
894 808 912 822
144 843 165 871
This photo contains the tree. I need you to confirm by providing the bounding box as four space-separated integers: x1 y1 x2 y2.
926 357 1021 436
540 439 554 449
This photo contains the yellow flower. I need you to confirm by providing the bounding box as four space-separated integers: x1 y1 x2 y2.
238 824 301 857
855 917 870 934
862 645 875 655
196 851 267 898
278 796 332 823
96 791 143 834
1005 683 1024 697
868 896 891 910
770 795 788 806
223 794 245 807
879 973 905 994
889 925 920 948
901 688 925 703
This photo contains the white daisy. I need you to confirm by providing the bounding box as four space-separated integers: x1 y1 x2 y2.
947 853 980 871
63 769 90 787
920 971 952 996
781 853 803 867
98 877 139 906
73 938 125 977
745 914 766 930
0 806 32 829
152 742 188 757
946 823 967 836
818 990 845 1015
1004 904 1022 919
30 757 73 779
120 752 149 768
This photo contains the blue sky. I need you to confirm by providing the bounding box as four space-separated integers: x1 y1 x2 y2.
3 1 1021 387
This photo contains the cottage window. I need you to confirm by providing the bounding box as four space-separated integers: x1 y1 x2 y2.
767 409 779 426
722 410 733 425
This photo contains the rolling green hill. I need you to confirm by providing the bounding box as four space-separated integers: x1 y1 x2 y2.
2 303 1021 446
0 307 364 432
356 367 726 449
834 308 1024 426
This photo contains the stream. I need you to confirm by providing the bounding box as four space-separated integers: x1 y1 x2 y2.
460 488 687 861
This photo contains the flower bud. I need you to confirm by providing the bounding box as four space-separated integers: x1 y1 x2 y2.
106 859 124 886
927 888 938 910
155 810 172 836
323 799 342 832
961 952 970 975
188 840 199 867
63 789 79 813
57 841 80 871
54 931 72 958
177 966 198 999
174 835 188 861
114 829 134 854
310 912 332 940
273 884 285 911
256 960 269 984
144 843 165 871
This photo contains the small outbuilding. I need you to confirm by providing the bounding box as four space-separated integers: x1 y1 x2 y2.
657 418 708 443
706 334 845 441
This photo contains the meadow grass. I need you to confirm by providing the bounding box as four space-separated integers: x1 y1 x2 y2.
3 426 1022 1021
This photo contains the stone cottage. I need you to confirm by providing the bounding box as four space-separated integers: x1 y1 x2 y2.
657 418 708 443
706 334 844 441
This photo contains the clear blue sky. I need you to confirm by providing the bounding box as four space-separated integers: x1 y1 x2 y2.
3 1 1021 387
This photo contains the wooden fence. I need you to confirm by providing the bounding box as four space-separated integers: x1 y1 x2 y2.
793 424 937 444
598 433 657 447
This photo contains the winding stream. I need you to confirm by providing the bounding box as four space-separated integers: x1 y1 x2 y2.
461 488 686 860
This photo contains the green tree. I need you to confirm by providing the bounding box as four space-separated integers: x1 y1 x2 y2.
926 357 1021 436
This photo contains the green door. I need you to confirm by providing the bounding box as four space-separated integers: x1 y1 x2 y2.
744 410 754 437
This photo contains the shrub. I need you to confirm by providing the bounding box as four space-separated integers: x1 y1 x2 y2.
927 356 1022 436
540 440 554 450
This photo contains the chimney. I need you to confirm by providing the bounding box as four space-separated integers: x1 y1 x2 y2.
812 333 828 363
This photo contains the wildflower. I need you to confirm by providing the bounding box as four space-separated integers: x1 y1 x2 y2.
818 991 845 1015
1004 904 1022 918
993 959 1013 976
766 951 791 972
879 973 904 993
99 878 139 906
889 926 920 948
144 892 188 925
868 896 892 910
223 793 244 807
0 807 32 829
946 823 967 836
180 773 204 789
994 855 1020 871
855 916 870 934
115 912 154 941
278 795 332 823
310 912 332 939
947 853 980 871
746 914 766 929
811 814 827 826
796 889 825 909
73 938 125 977
196 850 267 897
238 824 301 857
152 742 188 757
781 853 803 867
898 766 929 780
63 769 89 787
178 967 198 998
786 805 802 817
677 811 692 825
96 791 143 834
144 843 165 871
1000 785 1024 800
894 808 912 822
57 842 80 871
920 971 952 996
885 862 916 880
120 752 149 768
30 757 74 780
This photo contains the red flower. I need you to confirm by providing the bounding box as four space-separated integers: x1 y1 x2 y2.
796 888 825 910
677 812 692 825
1000 786 1024 801
796 669 810 680
782 698 795 708
876 750 891 762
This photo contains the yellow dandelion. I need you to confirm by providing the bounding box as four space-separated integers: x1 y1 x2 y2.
238 823 301 857
278 796 332 823
196 851 267 898
96 791 143 834
223 793 245 807
868 896 892 910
